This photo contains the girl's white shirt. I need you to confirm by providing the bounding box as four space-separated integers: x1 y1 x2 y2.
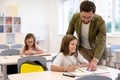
52 52 89 67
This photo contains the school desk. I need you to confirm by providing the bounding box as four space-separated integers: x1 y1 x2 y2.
0 54 52 80
8 66 120 80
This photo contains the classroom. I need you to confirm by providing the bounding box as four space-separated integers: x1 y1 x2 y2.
0 0 120 80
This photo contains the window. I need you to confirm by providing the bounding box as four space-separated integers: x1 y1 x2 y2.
58 0 120 34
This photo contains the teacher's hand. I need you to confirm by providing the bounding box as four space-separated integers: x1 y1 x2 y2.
87 58 98 71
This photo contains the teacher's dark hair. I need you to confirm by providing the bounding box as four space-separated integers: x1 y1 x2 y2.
80 0 96 13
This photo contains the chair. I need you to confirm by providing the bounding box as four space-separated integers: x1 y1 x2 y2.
0 49 20 56
113 61 120 69
10 44 23 49
18 56 48 73
0 44 9 49
110 45 120 53
52 55 57 62
110 45 120 69
76 75 112 80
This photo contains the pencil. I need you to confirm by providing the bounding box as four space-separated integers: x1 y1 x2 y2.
77 68 84 72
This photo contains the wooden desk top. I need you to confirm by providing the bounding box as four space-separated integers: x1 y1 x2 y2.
8 71 75 80
0 54 52 65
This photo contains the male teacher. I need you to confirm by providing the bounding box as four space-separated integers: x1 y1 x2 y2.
66 0 107 71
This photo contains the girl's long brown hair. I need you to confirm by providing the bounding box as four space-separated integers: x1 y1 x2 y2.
59 34 78 57
24 33 36 51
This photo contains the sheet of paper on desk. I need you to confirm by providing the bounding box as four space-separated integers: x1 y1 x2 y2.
21 53 51 57
67 68 92 77
66 67 110 77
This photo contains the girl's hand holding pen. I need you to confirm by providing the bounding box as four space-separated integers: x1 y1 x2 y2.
66 66 77 72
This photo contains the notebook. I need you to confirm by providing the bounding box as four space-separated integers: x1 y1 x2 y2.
63 67 110 77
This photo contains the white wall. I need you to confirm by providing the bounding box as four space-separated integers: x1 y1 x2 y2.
0 0 62 53
17 0 50 51
48 0 63 53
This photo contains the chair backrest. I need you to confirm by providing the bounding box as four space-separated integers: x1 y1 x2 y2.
18 56 48 73
52 55 57 62
111 45 120 53
76 75 112 80
0 49 20 56
0 44 9 49
10 44 23 49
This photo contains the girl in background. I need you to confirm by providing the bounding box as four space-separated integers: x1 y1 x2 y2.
20 33 44 55
51 34 89 72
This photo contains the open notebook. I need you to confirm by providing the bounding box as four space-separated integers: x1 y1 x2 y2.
63 67 110 77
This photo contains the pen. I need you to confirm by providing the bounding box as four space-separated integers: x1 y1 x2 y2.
77 68 84 72
63 73 75 78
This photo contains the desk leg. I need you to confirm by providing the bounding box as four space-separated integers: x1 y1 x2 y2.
107 46 113 67
114 63 119 69
2 65 7 80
